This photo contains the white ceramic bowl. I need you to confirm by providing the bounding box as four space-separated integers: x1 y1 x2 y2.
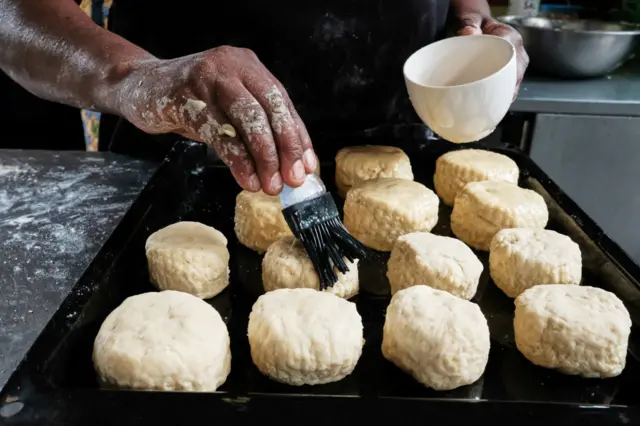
403 35 517 144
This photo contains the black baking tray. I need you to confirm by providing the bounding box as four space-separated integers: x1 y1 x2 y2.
2 137 640 426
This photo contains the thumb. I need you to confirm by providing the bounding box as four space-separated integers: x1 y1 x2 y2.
456 12 483 35
458 26 483 36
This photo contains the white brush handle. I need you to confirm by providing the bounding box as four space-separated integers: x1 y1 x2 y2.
279 173 327 209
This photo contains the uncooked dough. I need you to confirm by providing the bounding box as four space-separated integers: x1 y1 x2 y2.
490 228 582 298
146 221 230 299
343 178 439 252
335 145 414 197
93 290 231 391
514 285 631 378
382 285 490 390
234 190 292 253
450 181 548 251
387 232 483 299
262 235 359 299
248 288 364 385
434 149 519 206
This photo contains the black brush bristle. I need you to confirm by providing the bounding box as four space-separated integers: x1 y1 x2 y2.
282 192 369 289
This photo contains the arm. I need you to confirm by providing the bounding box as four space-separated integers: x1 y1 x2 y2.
0 0 317 195
0 0 152 114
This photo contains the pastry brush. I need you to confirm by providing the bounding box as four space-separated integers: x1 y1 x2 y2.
280 173 369 289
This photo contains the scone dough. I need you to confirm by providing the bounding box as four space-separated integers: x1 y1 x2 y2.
344 178 439 252
146 221 230 299
234 190 292 253
514 285 631 378
335 145 414 197
93 290 231 391
248 288 364 385
490 228 582 298
434 149 520 206
387 232 483 299
382 286 490 390
262 235 359 299
451 181 548 251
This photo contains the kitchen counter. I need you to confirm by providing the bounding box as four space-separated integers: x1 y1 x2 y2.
0 150 156 390
512 70 640 117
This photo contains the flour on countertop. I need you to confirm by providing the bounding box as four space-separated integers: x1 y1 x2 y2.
0 150 155 390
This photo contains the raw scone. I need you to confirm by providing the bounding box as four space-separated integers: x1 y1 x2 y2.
434 149 520 206
262 235 359 299
248 288 364 385
146 221 230 299
335 145 414 197
490 228 582 298
450 181 548 251
382 286 490 390
514 285 631 378
387 232 483 299
234 190 292 253
343 178 439 252
93 290 231 391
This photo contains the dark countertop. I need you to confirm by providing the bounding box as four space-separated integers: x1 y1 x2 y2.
0 150 156 389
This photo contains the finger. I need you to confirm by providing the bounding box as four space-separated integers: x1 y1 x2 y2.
277 84 317 174
242 72 307 188
483 22 529 101
212 134 262 193
458 26 482 36
216 81 283 195
175 106 261 192
456 12 483 35
290 106 317 174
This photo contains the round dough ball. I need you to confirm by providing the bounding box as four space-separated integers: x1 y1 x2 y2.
93 290 231 391
387 232 483 299
248 288 364 385
514 285 631 378
344 178 439 252
146 221 230 299
450 181 548 251
382 286 490 390
434 149 520 206
335 145 414 197
234 190 292 253
490 228 582 298
262 235 359 299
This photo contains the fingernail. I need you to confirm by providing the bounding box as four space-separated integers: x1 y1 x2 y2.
292 160 305 181
270 172 283 191
248 174 261 191
302 149 317 170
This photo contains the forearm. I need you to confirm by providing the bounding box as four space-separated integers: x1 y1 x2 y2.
450 0 491 17
0 0 155 114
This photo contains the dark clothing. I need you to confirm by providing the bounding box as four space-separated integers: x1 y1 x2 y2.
100 0 451 160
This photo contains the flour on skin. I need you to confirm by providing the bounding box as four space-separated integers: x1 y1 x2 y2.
179 98 207 122
229 98 270 141
264 85 294 135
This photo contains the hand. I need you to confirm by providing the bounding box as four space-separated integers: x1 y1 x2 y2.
456 14 529 100
119 46 317 195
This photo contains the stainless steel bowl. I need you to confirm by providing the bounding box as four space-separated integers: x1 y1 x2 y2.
498 16 640 78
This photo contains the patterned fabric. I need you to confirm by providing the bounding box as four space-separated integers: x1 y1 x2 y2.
79 0 112 151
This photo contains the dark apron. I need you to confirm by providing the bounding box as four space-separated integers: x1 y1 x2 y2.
99 0 450 161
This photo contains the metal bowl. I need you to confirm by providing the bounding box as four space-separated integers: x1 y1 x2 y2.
498 16 640 78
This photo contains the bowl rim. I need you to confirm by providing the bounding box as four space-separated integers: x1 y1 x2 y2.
498 15 640 36
403 34 516 90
